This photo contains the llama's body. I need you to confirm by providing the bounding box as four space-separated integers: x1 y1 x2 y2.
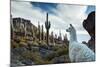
66 24 95 62
69 41 95 62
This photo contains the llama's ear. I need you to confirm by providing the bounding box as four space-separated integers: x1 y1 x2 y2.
70 24 73 27
70 24 74 28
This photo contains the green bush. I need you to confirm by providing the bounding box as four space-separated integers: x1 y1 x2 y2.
21 50 52 65
44 45 69 61
32 41 39 46
11 40 19 48
44 52 57 61
56 47 68 56
19 41 27 47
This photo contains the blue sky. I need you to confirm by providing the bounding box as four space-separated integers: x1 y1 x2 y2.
11 1 95 42
86 6 95 14
30 2 95 16
30 2 57 14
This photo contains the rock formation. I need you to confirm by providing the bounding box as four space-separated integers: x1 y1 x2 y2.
83 11 95 52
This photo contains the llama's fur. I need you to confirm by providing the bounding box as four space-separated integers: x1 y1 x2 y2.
66 24 95 62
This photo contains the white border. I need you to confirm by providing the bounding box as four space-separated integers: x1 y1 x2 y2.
12 0 96 5
0 0 10 67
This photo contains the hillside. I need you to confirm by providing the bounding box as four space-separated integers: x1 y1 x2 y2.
10 17 70 67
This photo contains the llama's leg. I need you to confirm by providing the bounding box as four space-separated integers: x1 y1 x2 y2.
69 51 76 62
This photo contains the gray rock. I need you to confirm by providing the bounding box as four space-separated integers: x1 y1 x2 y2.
11 60 25 67
31 46 39 52
21 59 35 65
51 55 69 63
39 47 54 58
12 47 27 55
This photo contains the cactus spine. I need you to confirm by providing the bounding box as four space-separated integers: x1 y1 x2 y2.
45 13 51 45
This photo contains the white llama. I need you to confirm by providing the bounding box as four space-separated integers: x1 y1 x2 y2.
66 24 95 62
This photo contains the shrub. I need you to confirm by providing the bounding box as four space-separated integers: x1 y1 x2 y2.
19 41 27 47
21 50 52 65
32 41 39 46
44 45 69 61
44 52 57 61
56 47 68 57
11 40 19 48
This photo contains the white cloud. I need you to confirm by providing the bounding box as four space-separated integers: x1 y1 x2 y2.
53 4 88 30
11 1 46 27
49 4 90 42
11 1 90 42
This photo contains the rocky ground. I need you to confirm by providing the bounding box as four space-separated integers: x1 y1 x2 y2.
11 39 70 67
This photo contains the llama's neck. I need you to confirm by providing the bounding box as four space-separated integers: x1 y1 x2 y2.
69 29 77 43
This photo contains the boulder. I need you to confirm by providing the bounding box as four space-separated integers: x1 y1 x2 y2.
39 47 54 58
21 59 35 65
12 47 27 55
51 55 70 63
31 46 39 52
83 11 95 52
11 60 25 67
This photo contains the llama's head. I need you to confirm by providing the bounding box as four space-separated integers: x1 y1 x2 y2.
66 24 77 41
66 24 75 32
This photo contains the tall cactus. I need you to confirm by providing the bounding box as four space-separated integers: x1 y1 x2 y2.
58 30 62 41
24 22 27 37
41 25 44 41
11 14 14 39
63 34 69 45
45 13 51 45
51 31 54 44
38 21 41 41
